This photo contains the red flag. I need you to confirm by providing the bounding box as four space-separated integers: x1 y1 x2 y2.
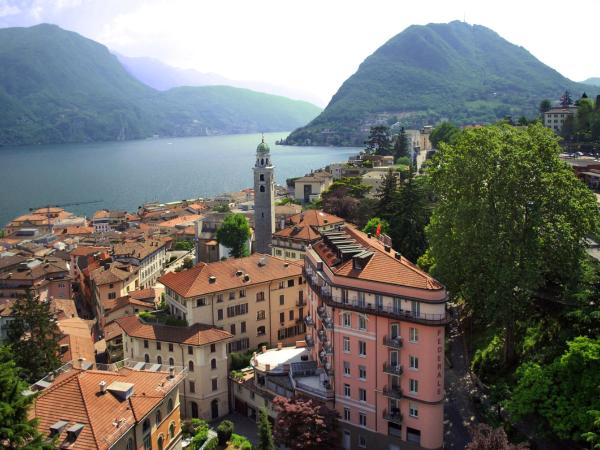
376 223 381 237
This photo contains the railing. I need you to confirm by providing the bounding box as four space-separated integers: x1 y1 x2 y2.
295 378 335 400
383 335 403 349
383 409 403 424
296 299 306 307
305 335 314 348
383 385 403 399
317 329 329 343
304 316 314 327
383 363 403 376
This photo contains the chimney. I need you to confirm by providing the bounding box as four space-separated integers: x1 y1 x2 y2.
99 380 107 394
169 366 175 378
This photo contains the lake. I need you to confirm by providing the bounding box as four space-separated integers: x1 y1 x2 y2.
0 132 359 226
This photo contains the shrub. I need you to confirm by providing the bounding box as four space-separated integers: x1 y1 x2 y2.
471 334 504 381
229 433 253 450
230 351 253 370
217 420 234 445
203 436 218 450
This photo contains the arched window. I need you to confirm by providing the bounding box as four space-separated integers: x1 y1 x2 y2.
260 185 265 192
142 418 150 433
157 435 164 450
259 174 264 181
169 357 174 366
155 409 162 425
211 358 217 370
144 354 149 363
167 398 174 413
188 361 194 372
169 422 176 439
266 158 269 165
157 355 162 364
261 158 264 165
191 401 199 418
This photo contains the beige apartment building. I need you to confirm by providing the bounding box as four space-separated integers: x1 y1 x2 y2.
113 238 171 289
117 315 233 421
91 262 139 323
159 254 306 351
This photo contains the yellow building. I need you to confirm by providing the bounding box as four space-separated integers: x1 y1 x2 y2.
91 262 139 322
117 315 233 421
159 254 306 351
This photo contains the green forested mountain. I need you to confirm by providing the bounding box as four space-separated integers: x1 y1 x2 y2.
582 77 600 87
286 21 596 146
0 24 321 146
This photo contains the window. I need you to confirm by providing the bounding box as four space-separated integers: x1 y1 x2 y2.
279 312 285 323
344 384 351 397
343 407 351 421
343 337 350 353
196 298 206 307
211 358 217 370
239 289 246 298
257 310 265 320
169 422 176 439
216 294 223 303
256 291 265 302
144 354 150 363
278 281 285 289
156 341 161 350
279 294 285 305
226 303 248 317
357 291 365 307
144 340 149 348
230 324 236 335
358 434 367 447
217 309 223 321
260 185 265 192
342 312 351 328
241 321 246 333
168 343 173 352
189 381 195 393
167 398 174 413
343 361 350 376
375 294 383 309
212 378 218 391
409 327 419 343
169 357 174 366
108 292 116 299
358 315 366 330
155 409 162 424
409 402 419 418
260 174 265 181
229 291 235 300
188 345 193 355
157 355 162 364
359 413 367 427
257 325 266 335
359 388 367 402
409 379 419 394
188 361 194 372
358 340 366 357
287 279 294 287
289 310 294 321
143 418 150 432
358 365 366 380
143 434 151 450
210 344 216 353
409 355 419 370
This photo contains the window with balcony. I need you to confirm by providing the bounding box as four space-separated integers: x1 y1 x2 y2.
341 289 349 304
343 337 350 353
409 355 419 370
411 300 420 317
375 294 383 309
393 297 401 313
409 379 419 394
358 340 366 357
357 291 365 307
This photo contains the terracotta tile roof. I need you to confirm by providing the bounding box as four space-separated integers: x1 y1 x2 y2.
273 223 321 242
159 253 303 298
112 238 169 261
0 258 69 281
33 365 180 450
70 246 110 257
129 288 156 302
295 171 333 183
102 295 154 314
50 298 78 320
0 254 27 271
103 321 123 341
274 204 302 216
116 315 233 346
314 226 442 291
289 210 344 228
63 226 95 236
157 214 203 229
58 317 95 363
91 263 137 286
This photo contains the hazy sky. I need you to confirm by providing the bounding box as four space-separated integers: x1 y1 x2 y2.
1 0 598 106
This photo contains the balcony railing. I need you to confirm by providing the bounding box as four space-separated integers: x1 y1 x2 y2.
383 385 403 399
317 329 329 343
383 363 403 376
305 335 314 348
383 335 403 349
304 316 314 327
304 268 449 325
383 409 403 425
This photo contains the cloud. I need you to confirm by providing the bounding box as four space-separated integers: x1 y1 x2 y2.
0 4 21 17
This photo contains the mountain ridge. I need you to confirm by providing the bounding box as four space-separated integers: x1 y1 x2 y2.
285 21 596 146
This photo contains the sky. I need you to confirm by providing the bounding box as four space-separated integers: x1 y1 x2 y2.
0 0 598 106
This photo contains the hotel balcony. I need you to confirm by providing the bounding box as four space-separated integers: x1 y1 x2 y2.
296 298 307 307
383 409 403 425
317 306 334 329
383 385 403 400
305 334 314 348
317 328 329 343
304 316 314 327
383 363 403 376
383 335 403 349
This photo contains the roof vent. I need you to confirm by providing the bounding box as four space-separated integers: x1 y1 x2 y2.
243 274 250 282
66 423 84 441
384 245 391 253
99 380 107 394
208 275 216 283
50 420 68 436
395 252 401 260
235 269 243 277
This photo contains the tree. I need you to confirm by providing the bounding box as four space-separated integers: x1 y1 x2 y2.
539 99 552 115
216 420 234 446
273 396 339 450
216 213 251 258
375 169 398 219
393 127 409 160
426 124 599 365
0 346 55 449
429 122 459 149
560 90 573 107
466 423 528 450
364 125 391 155
517 116 529 126
7 291 62 383
507 337 600 444
362 217 389 236
257 407 275 450
321 177 371 222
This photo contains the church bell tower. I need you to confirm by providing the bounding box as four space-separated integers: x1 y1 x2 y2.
253 135 275 254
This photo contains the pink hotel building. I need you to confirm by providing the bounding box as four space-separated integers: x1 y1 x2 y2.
303 226 448 450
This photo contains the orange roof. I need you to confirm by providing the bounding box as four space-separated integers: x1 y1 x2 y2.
103 321 123 341
157 214 203 228
129 288 156 302
159 253 303 298
186 202 209 211
112 238 169 261
116 315 233 346
289 210 344 228
63 226 94 235
70 246 109 257
33 364 181 450
102 295 154 315
50 298 78 320
314 226 442 291
273 223 322 242
58 317 95 363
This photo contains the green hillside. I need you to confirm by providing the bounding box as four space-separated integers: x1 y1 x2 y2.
582 77 600 87
286 21 596 146
0 24 321 146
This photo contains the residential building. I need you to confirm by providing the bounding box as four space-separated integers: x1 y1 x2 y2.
92 210 128 233
57 317 96 364
272 210 345 260
91 262 139 319
117 315 233 420
544 106 578 132
30 359 186 450
304 226 448 450
254 137 276 254
0 257 71 300
294 171 334 203
160 254 306 350
99 293 156 328
193 213 254 264
112 238 170 288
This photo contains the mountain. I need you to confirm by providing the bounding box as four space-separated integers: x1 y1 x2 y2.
285 21 596 146
0 24 321 146
116 54 326 106
582 77 600 87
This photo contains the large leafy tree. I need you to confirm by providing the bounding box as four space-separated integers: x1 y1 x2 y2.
257 407 275 450
429 122 459 148
426 124 599 364
272 396 339 450
507 337 600 444
7 291 62 383
539 99 552 115
216 213 252 258
0 346 55 449
321 177 371 223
